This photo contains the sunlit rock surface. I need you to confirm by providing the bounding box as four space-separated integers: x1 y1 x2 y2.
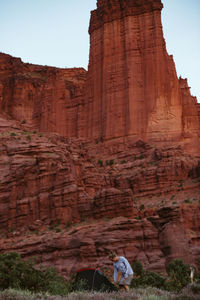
0 0 199 278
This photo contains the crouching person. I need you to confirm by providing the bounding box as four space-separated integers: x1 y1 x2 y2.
109 251 134 292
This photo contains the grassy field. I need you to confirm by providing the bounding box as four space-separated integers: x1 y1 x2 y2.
0 285 200 300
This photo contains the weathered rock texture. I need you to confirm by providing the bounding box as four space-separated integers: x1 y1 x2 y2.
0 115 199 276
0 0 200 150
0 53 86 136
82 0 200 148
0 0 200 278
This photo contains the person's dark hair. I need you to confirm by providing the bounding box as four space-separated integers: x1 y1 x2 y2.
108 251 117 260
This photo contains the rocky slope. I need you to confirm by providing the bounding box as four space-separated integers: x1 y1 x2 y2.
0 0 200 279
0 115 199 277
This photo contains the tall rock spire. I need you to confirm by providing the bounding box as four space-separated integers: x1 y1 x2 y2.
0 1 199 150
80 0 199 146
90 0 163 34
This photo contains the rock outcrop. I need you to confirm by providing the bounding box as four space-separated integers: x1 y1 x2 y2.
0 53 86 136
82 0 200 148
0 115 199 276
0 0 200 150
179 77 200 152
0 0 200 278
0 206 200 278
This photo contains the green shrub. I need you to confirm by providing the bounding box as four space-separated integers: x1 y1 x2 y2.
139 204 145 211
178 181 183 187
10 132 17 136
165 259 190 292
120 160 127 164
196 267 200 281
132 271 166 289
132 261 143 276
0 252 69 295
98 159 103 167
184 198 191 204
131 260 199 294
49 219 60 231
65 221 71 228
131 261 166 289
106 159 114 166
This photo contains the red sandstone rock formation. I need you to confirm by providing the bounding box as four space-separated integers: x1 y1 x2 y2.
0 0 200 278
179 77 200 152
0 0 200 149
0 53 86 136
0 207 199 278
0 114 199 275
82 0 200 146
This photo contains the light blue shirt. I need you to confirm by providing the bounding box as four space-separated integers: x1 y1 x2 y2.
113 256 134 282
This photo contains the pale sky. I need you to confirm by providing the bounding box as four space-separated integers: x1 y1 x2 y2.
0 0 199 101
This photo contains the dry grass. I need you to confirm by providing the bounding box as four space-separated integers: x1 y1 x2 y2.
0 285 199 300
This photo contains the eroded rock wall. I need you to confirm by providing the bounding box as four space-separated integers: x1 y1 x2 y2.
179 77 200 152
0 0 199 148
0 0 200 278
0 53 86 136
1 207 200 278
80 0 200 148
82 0 180 141
0 115 199 275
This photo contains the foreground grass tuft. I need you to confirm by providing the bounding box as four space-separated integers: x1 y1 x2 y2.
0 286 200 300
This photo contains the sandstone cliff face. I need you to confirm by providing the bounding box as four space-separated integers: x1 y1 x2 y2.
179 77 200 152
82 0 200 145
0 115 199 276
0 0 200 149
1 205 200 278
0 53 86 136
0 0 200 278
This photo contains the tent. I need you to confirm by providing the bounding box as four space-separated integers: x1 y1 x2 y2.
73 268 118 292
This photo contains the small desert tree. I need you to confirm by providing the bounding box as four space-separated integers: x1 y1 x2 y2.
131 261 166 289
165 259 190 292
0 252 69 295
